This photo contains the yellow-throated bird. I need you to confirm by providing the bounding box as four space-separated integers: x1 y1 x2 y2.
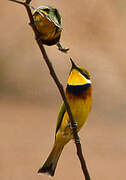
33 5 69 52
38 59 92 176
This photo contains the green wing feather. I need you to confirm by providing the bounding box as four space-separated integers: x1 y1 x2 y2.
55 103 66 135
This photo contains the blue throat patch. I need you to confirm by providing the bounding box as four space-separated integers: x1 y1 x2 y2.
66 83 90 95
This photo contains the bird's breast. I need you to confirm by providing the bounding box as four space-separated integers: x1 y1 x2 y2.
65 85 92 131
33 13 61 45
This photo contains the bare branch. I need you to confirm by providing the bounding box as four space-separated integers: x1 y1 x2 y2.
9 0 91 179
26 0 32 4
9 0 25 5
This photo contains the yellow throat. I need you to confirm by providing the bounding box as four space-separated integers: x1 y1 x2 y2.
67 69 91 86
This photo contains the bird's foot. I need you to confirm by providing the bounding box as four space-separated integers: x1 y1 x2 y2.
73 121 78 128
57 42 69 53
74 136 80 144
68 121 78 130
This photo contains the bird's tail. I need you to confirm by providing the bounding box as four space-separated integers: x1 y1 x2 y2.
38 142 64 176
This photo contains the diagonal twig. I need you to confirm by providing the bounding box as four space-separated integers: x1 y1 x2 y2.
9 0 91 179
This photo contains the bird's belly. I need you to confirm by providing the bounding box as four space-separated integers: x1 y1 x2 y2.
70 98 90 130
34 14 61 42
60 96 91 136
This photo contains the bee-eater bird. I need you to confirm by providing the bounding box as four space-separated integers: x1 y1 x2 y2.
33 5 69 52
38 58 92 176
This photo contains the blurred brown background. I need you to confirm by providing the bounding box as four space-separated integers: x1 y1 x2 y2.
1 0 126 179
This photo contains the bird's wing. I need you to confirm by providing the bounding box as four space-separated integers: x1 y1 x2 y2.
55 102 66 135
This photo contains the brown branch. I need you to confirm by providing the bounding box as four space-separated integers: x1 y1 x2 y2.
9 0 91 179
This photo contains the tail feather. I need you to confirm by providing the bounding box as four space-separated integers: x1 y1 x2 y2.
38 143 64 176
38 162 55 176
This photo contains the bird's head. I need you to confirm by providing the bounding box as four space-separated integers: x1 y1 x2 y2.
67 58 91 86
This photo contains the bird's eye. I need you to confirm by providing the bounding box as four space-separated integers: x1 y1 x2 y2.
43 8 50 13
81 70 90 80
